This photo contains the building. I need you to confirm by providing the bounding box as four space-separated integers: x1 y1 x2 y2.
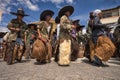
100 6 120 33
101 6 120 24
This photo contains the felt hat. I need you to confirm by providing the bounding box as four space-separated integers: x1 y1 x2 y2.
58 5 74 17
40 10 54 21
10 8 29 16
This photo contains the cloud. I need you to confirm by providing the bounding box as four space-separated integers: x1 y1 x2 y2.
0 0 39 13
0 10 2 22
0 27 10 32
25 0 39 11
48 0 73 4
49 0 64 4
0 0 74 13
65 0 73 4
41 0 74 8
0 0 11 13
0 21 8 27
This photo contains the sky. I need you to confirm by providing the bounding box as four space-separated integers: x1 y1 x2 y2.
0 0 120 28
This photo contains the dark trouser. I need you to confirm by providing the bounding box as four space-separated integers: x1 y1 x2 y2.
92 37 98 46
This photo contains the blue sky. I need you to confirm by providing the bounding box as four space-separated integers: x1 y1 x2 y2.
0 0 120 28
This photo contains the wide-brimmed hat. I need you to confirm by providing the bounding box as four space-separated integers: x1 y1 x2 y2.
76 24 85 31
28 23 37 30
72 20 80 24
40 10 54 21
10 8 29 16
78 24 85 28
58 5 74 17
55 16 60 24
28 24 37 27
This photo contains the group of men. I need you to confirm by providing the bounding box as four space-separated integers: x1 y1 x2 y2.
0 5 119 67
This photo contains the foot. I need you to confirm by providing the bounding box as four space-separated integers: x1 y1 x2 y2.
94 55 104 66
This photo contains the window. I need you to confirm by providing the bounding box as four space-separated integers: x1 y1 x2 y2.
112 11 119 16
102 12 112 18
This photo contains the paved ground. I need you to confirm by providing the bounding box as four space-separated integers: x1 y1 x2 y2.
0 57 120 80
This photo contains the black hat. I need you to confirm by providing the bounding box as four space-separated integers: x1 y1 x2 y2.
58 5 74 18
76 24 85 31
78 24 85 28
72 20 80 24
28 24 37 27
40 10 54 21
10 8 29 16
28 23 37 30
55 16 60 24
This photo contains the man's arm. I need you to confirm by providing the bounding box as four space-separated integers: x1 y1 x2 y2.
7 22 20 32
93 17 106 29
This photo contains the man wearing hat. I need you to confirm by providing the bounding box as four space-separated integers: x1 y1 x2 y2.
58 5 74 66
89 9 115 66
24 24 37 59
32 10 54 63
71 20 79 39
7 8 28 63
70 19 80 61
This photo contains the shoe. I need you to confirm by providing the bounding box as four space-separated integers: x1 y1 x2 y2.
94 55 104 66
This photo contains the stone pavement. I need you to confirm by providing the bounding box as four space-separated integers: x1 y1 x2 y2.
0 57 120 80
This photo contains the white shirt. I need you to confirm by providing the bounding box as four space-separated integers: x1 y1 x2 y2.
47 25 51 34
56 24 60 40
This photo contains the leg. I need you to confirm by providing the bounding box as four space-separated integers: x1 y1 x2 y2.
89 40 95 62
46 42 52 63
17 45 23 61
24 44 31 59
58 40 71 66
16 38 24 62
12 44 18 63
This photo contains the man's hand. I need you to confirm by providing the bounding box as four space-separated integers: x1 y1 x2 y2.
31 34 35 39
38 36 47 43
15 28 21 32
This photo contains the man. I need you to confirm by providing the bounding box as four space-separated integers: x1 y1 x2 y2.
7 8 28 63
54 16 60 62
58 5 74 66
71 20 80 61
89 9 115 66
24 24 37 59
32 10 54 63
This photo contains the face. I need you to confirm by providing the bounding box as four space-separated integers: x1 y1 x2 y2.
17 15 24 20
45 15 52 21
73 22 77 29
30 26 35 30
98 12 102 18
65 11 70 17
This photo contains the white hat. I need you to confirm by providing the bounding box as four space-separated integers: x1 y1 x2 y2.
93 9 102 16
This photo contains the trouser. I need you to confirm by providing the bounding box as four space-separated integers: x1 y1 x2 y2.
45 42 52 62
58 39 71 65
24 43 31 59
12 44 23 62
12 38 24 62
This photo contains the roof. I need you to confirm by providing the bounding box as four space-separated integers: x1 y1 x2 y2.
0 27 10 33
102 6 120 12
